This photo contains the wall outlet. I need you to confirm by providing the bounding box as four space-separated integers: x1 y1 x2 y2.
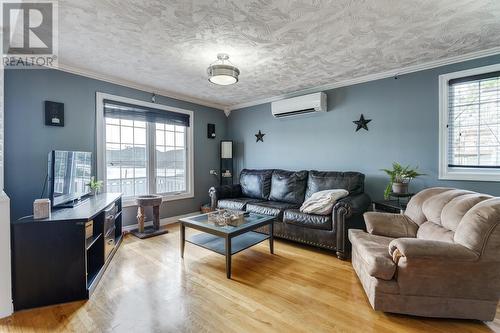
209 170 218 175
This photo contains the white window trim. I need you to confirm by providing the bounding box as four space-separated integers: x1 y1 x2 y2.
439 63 500 182
96 92 194 206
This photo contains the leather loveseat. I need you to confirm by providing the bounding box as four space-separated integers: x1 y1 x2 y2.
350 187 500 321
209 169 371 259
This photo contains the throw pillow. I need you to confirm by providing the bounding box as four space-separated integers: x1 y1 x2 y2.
300 189 349 215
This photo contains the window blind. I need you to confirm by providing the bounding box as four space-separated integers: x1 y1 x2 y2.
103 99 190 127
448 71 500 168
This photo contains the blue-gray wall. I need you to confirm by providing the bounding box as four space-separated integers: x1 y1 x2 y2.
228 55 500 201
6 54 500 222
5 69 227 223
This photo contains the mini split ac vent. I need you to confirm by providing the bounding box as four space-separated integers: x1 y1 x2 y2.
271 92 327 118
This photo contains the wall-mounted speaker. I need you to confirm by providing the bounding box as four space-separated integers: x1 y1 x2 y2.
44 101 64 127
207 123 216 139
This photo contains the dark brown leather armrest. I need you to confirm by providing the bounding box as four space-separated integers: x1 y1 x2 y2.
333 193 371 260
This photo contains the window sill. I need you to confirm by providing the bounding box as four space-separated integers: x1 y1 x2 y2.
439 169 500 182
122 193 195 208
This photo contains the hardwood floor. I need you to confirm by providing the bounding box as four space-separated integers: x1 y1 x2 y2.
1 223 500 333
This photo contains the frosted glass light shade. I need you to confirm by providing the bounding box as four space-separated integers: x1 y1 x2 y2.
209 74 237 85
207 54 240 86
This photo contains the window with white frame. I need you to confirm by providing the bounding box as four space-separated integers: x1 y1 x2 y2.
105 117 148 197
96 93 194 202
155 122 186 194
439 64 500 181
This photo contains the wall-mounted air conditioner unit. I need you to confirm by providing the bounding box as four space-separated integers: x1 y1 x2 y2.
271 92 327 118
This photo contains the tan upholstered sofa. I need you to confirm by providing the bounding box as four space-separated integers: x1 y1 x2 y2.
349 187 500 321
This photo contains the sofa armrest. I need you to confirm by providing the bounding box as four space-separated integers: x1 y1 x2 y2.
333 193 371 260
208 184 242 209
389 238 488 301
364 212 418 238
388 238 479 263
336 192 371 217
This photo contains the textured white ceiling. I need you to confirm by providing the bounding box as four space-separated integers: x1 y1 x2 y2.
58 0 500 109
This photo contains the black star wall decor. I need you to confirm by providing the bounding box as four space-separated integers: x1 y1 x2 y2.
255 130 265 142
353 114 372 132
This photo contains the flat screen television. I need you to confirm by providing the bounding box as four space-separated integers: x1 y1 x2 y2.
48 150 92 208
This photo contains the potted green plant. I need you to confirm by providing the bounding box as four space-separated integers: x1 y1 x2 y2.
87 177 103 196
381 163 424 199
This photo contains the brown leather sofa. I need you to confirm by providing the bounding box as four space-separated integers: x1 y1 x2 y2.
349 187 500 321
209 169 371 259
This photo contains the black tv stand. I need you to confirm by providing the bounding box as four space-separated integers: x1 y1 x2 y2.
11 193 123 311
56 196 90 208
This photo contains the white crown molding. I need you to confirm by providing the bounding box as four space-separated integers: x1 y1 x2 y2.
55 63 227 111
228 46 500 111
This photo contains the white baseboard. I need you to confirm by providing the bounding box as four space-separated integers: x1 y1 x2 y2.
122 211 199 232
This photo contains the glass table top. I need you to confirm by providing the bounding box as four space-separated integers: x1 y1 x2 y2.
179 212 274 234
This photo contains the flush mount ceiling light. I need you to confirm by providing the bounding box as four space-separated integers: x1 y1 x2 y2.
207 53 240 86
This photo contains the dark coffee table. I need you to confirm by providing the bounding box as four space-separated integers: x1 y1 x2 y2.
178 212 275 278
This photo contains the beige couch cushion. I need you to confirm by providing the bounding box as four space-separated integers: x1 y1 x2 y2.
421 189 473 225
441 193 492 231
416 221 454 243
404 187 453 225
351 245 400 296
364 212 418 238
348 229 396 280
455 198 500 260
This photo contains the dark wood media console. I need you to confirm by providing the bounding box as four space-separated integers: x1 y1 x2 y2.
11 193 123 311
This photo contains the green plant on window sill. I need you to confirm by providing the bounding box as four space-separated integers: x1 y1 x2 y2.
87 177 104 196
381 162 425 200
